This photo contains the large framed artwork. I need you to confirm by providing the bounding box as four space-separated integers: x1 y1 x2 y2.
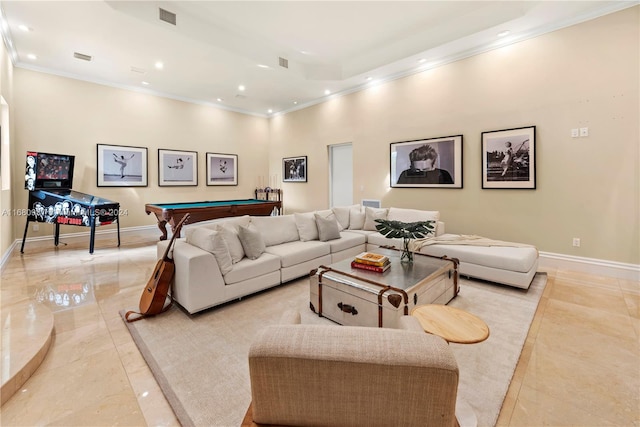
390 135 463 188
481 126 536 189
158 149 197 186
206 152 237 186
97 144 148 187
283 156 307 182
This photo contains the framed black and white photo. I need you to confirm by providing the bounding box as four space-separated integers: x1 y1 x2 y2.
158 149 197 186
390 135 463 188
283 156 307 182
482 126 536 189
206 152 237 186
97 144 148 187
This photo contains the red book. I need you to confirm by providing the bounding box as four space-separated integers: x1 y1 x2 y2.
351 260 390 273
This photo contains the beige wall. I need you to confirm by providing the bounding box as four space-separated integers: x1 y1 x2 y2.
3 7 638 266
11 70 269 239
270 7 639 265
0 34 15 256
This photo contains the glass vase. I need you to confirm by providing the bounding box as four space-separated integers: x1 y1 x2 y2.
401 237 413 263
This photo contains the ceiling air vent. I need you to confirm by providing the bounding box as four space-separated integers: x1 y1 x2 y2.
73 52 92 62
278 57 289 69
130 66 147 74
159 8 177 25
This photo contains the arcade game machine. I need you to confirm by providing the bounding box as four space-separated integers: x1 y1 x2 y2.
21 151 120 254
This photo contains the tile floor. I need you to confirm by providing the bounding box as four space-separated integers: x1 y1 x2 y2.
1 229 638 426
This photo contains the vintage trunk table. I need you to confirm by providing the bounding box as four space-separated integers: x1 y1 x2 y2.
310 248 459 328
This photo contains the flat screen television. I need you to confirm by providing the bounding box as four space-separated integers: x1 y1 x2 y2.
25 151 75 190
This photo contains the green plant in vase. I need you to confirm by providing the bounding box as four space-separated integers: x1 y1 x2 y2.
374 219 435 263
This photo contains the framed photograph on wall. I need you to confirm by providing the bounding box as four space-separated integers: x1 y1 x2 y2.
158 149 197 186
482 126 536 189
206 152 237 186
97 144 148 187
390 135 463 188
283 156 307 182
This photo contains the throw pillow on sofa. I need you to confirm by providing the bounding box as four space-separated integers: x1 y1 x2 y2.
215 224 245 264
185 227 233 275
331 205 357 230
364 207 389 231
348 205 365 230
294 212 319 241
238 225 266 260
314 213 341 241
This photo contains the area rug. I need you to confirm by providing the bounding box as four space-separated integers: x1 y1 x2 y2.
122 273 546 427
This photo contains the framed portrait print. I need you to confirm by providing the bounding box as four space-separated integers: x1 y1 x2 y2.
283 156 307 182
206 152 237 186
97 144 148 187
482 126 536 189
390 135 463 188
158 149 197 186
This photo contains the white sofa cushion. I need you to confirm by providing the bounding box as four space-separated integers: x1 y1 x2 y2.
215 224 245 264
314 213 341 241
418 239 538 273
264 240 330 268
364 207 389 231
251 215 300 247
185 227 233 275
223 253 282 285
294 212 319 241
332 205 358 230
387 207 440 237
238 225 266 260
328 231 367 252
197 215 251 232
348 205 365 230
316 209 344 231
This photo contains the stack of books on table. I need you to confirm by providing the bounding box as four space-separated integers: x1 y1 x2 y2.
351 252 391 273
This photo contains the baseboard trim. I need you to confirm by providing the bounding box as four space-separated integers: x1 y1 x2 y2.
539 251 640 281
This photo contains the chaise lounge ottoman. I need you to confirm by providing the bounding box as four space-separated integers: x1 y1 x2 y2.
417 241 538 289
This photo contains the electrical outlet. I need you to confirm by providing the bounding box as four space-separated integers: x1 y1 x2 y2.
32 224 39 231
579 127 589 137
572 237 581 247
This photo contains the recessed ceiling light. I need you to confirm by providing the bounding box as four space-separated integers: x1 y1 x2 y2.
155 61 164 70
498 30 510 37
267 109 273 114
238 85 245 91
217 98 223 102
300 50 310 55
418 58 427 64
27 53 37 60
18 24 31 32
257 64 269 69
366 76 373 81
324 90 331 95
142 81 149 86
293 101 298 105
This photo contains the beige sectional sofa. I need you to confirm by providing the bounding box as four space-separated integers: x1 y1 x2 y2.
159 205 538 314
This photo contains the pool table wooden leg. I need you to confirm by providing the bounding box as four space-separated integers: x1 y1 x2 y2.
156 219 168 241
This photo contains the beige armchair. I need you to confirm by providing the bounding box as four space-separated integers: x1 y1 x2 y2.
244 313 459 427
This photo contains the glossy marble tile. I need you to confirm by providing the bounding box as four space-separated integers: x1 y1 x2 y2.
1 228 638 427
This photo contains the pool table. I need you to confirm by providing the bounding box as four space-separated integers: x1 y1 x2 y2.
145 199 282 240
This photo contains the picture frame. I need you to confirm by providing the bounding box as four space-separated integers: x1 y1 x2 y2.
283 156 307 182
97 144 148 187
158 149 198 186
206 152 237 186
390 135 463 188
481 126 536 189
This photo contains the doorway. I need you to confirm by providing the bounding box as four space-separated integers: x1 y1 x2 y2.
329 143 353 207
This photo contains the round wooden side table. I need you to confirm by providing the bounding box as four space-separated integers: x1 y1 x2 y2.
410 304 490 344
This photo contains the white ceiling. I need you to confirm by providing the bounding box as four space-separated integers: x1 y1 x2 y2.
0 1 636 117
